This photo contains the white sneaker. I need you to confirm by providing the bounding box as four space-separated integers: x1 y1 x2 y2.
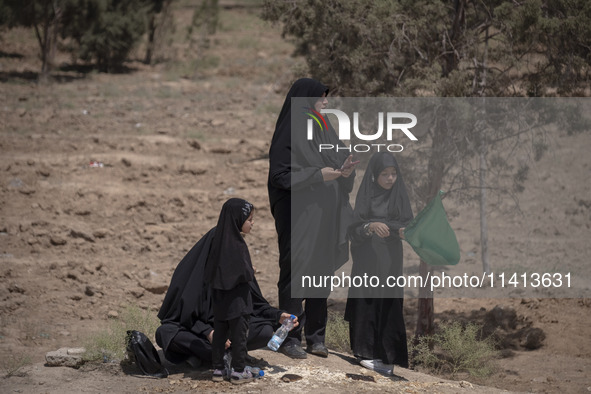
360 359 394 375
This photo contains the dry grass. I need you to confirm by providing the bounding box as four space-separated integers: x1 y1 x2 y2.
1 353 32 378
325 310 350 353
82 305 160 362
410 321 498 379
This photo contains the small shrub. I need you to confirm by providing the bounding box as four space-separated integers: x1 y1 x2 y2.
411 321 498 378
409 334 440 371
83 305 159 362
325 310 350 353
1 353 32 378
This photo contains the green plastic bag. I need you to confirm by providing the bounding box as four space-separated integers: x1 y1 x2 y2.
403 191 460 266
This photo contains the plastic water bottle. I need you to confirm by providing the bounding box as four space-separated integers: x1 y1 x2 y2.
267 314 296 351
245 365 264 378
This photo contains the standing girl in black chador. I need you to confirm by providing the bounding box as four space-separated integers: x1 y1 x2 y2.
205 198 257 384
345 152 414 375
267 78 357 359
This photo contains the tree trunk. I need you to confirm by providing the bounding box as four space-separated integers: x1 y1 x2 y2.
414 110 446 339
415 261 434 338
35 1 61 83
443 0 465 77
144 14 156 65
479 26 491 274
479 133 490 273
145 0 174 65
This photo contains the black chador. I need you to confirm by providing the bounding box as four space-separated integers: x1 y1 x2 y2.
156 200 283 366
267 78 355 348
345 152 414 367
206 198 254 373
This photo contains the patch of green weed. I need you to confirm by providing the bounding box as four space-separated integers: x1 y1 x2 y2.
410 321 498 378
1 353 32 378
83 305 159 362
325 310 350 353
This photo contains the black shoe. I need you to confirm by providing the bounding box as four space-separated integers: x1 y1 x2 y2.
279 343 308 359
307 342 328 358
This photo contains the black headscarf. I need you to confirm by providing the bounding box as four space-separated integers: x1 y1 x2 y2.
353 152 414 231
205 198 255 290
268 78 349 207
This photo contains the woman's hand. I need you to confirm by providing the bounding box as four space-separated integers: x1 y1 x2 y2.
369 222 390 238
399 227 405 239
338 154 357 178
208 330 231 349
340 165 354 178
279 313 299 330
321 167 342 181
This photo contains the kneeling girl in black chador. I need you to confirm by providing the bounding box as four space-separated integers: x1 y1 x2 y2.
156 198 297 384
345 152 414 375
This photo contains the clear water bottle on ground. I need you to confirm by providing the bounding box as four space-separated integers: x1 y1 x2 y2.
245 365 264 378
267 314 296 351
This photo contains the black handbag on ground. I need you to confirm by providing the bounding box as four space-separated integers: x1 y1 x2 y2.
126 330 169 378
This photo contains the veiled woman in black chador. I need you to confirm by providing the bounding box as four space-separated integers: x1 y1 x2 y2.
345 152 414 374
156 199 296 372
267 78 356 359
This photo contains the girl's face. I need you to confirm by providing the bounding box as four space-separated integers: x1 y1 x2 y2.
314 93 328 112
377 166 397 190
241 211 255 234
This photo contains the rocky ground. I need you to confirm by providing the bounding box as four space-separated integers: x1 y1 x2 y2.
1 3 590 393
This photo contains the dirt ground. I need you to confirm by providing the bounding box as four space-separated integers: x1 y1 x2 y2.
1 4 590 393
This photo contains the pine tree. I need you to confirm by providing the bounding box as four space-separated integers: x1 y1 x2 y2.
262 0 591 338
62 0 147 72
0 0 69 81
